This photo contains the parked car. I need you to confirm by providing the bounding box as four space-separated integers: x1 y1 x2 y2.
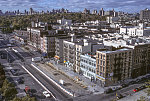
146 75 150 79
133 85 146 92
138 85 146 90
16 78 24 84
121 83 128 88
104 88 113 94
133 88 139 92
112 86 121 91
117 94 124 100
43 91 51 98
135 79 141 83
10 69 19 76
129 81 136 85
6 77 13 82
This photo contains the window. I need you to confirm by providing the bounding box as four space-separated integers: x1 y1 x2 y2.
100 66 102 71
101 61 103 65
89 68 91 71
103 61 105 66
103 55 105 60
103 67 105 72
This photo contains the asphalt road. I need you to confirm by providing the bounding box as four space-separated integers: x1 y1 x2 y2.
73 83 144 101
22 63 73 101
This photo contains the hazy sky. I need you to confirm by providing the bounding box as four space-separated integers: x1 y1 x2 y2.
0 0 149 13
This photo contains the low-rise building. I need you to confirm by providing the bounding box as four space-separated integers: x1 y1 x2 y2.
57 18 72 26
80 54 96 81
120 23 150 37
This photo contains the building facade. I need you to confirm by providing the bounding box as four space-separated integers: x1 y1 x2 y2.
140 8 150 21
80 54 96 81
96 48 133 86
55 35 70 64
131 44 150 78
63 40 76 70
120 23 150 37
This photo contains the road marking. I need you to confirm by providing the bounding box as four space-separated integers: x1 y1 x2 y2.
20 64 57 100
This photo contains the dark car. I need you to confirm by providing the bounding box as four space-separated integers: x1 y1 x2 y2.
10 69 19 76
121 83 128 88
129 81 136 85
146 75 150 79
104 88 113 94
135 79 141 83
6 77 13 82
138 85 146 90
16 78 24 84
117 94 124 100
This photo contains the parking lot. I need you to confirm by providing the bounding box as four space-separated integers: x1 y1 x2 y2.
0 53 54 101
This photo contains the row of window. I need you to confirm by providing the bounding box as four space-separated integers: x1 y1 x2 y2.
81 64 96 73
80 58 96 67
97 60 105 66
97 54 105 59
82 71 94 78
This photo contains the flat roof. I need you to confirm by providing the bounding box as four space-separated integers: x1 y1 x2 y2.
97 48 132 54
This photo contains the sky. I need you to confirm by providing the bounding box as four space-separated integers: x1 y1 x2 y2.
0 0 150 13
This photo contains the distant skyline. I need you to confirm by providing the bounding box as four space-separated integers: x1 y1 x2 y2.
0 0 150 13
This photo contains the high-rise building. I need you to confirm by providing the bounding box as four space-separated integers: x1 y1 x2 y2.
99 8 105 16
83 8 90 14
104 9 118 17
92 10 97 15
29 8 33 15
140 8 150 21
0 10 3 15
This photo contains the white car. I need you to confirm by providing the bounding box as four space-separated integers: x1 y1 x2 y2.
43 91 51 98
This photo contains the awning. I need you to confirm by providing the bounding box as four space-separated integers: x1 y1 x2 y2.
55 55 60 59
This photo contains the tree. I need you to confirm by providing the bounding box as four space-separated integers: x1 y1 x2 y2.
3 87 17 100
12 95 37 101
22 95 36 101
0 79 17 100
12 97 22 101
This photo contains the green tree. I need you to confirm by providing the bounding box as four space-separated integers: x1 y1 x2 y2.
3 87 17 100
12 95 36 101
0 79 17 100
12 97 22 101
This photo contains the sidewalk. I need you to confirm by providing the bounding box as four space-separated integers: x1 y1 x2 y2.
47 60 104 94
119 89 150 101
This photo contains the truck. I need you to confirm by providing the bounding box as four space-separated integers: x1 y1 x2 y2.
59 79 64 85
32 57 42 62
